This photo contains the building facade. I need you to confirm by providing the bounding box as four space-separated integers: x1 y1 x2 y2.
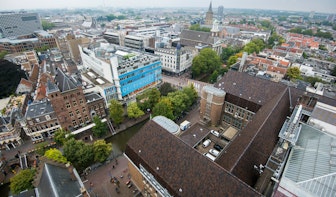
79 43 162 102
0 109 23 150
0 12 42 38
154 45 196 75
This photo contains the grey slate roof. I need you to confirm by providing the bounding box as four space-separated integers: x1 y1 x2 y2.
85 92 103 103
25 100 54 119
46 79 59 94
37 163 82 197
180 29 216 46
54 68 81 92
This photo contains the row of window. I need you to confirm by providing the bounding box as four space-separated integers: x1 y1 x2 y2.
30 122 59 132
66 99 84 108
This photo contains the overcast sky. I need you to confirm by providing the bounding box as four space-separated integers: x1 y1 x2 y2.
1 0 336 13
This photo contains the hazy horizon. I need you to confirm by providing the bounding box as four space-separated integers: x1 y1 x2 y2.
1 0 336 13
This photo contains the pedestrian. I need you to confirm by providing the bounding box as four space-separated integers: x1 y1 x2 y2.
112 165 115 169
89 182 93 192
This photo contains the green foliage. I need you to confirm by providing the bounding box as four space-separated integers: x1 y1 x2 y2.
0 50 8 59
243 38 266 54
221 46 241 63
41 20 55 31
44 148 67 163
209 70 219 83
267 32 285 48
319 45 327 51
302 52 308 59
189 24 211 32
304 76 323 86
109 99 124 126
93 140 112 163
289 28 333 40
153 97 174 120
192 48 221 78
63 138 94 172
10 169 36 194
137 88 161 111
127 102 144 119
106 14 126 21
35 141 49 156
278 16 287 21
286 67 302 80
159 82 176 96
54 129 73 146
34 45 50 53
92 116 108 137
259 20 273 30
227 55 238 66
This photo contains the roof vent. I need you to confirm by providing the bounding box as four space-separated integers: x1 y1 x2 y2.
156 167 159 171
179 188 183 193
139 150 141 153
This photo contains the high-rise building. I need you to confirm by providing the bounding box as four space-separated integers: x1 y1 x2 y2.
0 12 42 38
218 6 224 21
205 2 213 25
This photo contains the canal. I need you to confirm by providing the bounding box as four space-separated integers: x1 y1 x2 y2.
105 119 148 157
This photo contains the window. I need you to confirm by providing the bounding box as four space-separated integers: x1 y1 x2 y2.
73 100 77 106
72 120 77 126
45 115 51 120
36 118 40 122
82 107 86 113
79 99 84 104
76 109 80 115
64 96 67 100
66 102 71 108
69 111 74 117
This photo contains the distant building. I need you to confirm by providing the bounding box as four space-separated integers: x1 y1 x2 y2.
205 2 213 26
155 45 197 75
0 12 42 38
218 6 224 21
79 43 162 102
0 30 57 53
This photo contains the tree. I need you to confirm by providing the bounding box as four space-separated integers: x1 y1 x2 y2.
153 97 174 120
0 50 8 59
182 85 198 107
243 38 266 54
10 169 36 194
63 138 94 172
227 55 238 66
92 116 107 137
159 82 176 96
147 88 161 109
189 24 211 32
93 140 112 163
168 91 189 118
331 66 336 76
41 20 55 31
304 76 323 86
209 70 219 83
44 148 67 163
127 102 144 119
191 48 221 78
54 128 73 146
35 141 49 156
221 46 240 63
286 67 302 80
109 99 124 126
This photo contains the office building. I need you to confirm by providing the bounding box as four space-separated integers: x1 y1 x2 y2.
79 43 162 102
0 12 42 38
218 6 224 21
154 45 197 75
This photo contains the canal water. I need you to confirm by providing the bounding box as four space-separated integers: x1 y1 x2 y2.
105 119 148 157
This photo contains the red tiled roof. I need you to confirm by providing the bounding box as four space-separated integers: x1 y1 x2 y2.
267 66 287 74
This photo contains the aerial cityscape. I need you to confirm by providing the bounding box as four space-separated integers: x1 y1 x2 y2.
0 1 335 196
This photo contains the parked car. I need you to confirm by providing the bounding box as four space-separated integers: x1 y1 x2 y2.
209 149 220 157
214 144 223 151
210 130 220 137
203 139 211 148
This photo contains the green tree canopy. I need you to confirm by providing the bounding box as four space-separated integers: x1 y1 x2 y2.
153 97 174 120
227 55 238 66
0 50 8 59
189 24 211 32
92 116 108 137
109 99 124 126
127 102 144 119
137 88 161 111
330 66 336 76
243 38 266 54
192 48 221 78
182 85 198 107
41 20 55 31
44 148 67 163
10 169 36 194
286 67 302 80
221 46 241 63
63 138 94 172
159 82 176 96
304 76 323 86
93 140 112 163
168 91 189 117
54 128 74 146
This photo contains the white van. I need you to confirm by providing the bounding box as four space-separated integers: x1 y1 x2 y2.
205 153 216 161
209 149 220 157
202 139 211 148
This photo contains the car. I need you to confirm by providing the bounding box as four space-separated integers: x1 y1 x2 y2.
202 139 211 148
214 144 223 151
210 130 220 137
209 149 220 157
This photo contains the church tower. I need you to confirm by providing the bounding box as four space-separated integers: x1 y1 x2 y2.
205 1 213 25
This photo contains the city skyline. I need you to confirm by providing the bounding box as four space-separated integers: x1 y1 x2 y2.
1 0 336 13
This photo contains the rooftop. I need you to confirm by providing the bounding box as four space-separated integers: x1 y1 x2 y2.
25 100 54 119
